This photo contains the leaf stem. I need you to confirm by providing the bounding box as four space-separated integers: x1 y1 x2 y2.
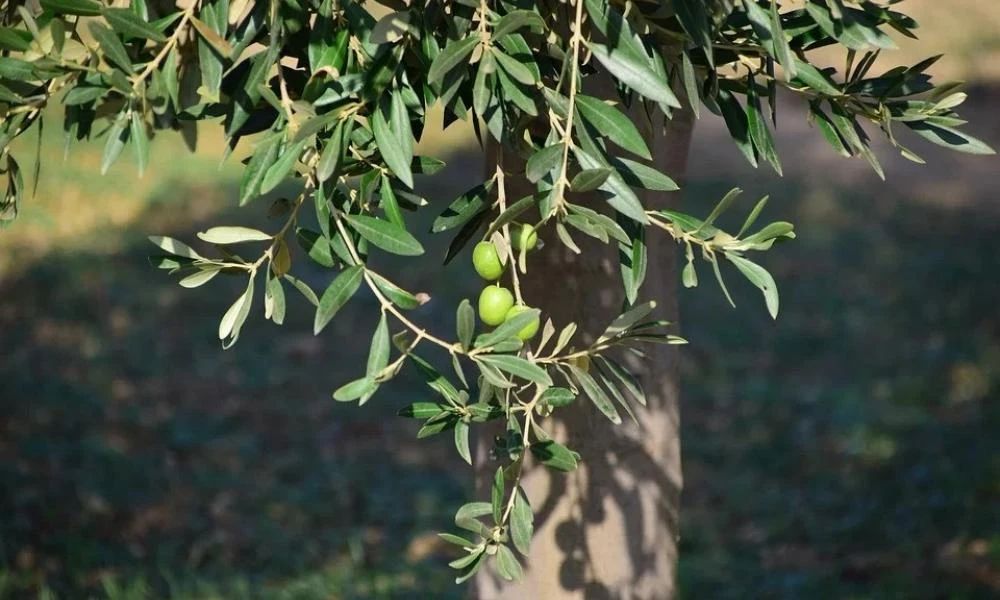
276 62 299 130
498 386 542 528
248 178 312 273
550 0 587 217
494 165 524 305
325 178 462 355
130 3 198 93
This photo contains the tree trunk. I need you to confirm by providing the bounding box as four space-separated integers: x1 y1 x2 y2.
474 103 696 599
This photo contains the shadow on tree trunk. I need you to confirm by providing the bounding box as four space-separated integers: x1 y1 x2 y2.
474 102 695 599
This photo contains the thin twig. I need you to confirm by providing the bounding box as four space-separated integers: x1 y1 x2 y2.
131 3 198 91
549 0 587 218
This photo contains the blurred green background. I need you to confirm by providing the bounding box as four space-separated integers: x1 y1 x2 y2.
2 4 999 598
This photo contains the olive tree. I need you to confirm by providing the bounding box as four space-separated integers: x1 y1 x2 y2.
0 0 992 596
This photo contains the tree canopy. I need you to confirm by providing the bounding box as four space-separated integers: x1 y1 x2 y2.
0 0 992 586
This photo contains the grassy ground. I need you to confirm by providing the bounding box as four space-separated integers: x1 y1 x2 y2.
2 8 999 596
677 180 1000 599
1 115 483 598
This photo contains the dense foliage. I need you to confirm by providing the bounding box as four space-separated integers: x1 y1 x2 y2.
0 0 991 586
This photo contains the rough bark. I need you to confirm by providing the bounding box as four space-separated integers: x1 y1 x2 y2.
474 103 696 599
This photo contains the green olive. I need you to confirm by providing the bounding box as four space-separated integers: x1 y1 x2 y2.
478 285 515 326
472 241 504 280
504 304 541 341
511 223 538 251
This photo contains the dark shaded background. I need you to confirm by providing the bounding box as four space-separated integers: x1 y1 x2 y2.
1 16 998 598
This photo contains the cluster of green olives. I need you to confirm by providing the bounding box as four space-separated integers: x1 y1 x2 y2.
473 224 540 342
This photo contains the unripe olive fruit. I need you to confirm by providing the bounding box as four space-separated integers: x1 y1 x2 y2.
478 285 515 326
472 241 504 280
511 223 538 251
504 305 540 341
